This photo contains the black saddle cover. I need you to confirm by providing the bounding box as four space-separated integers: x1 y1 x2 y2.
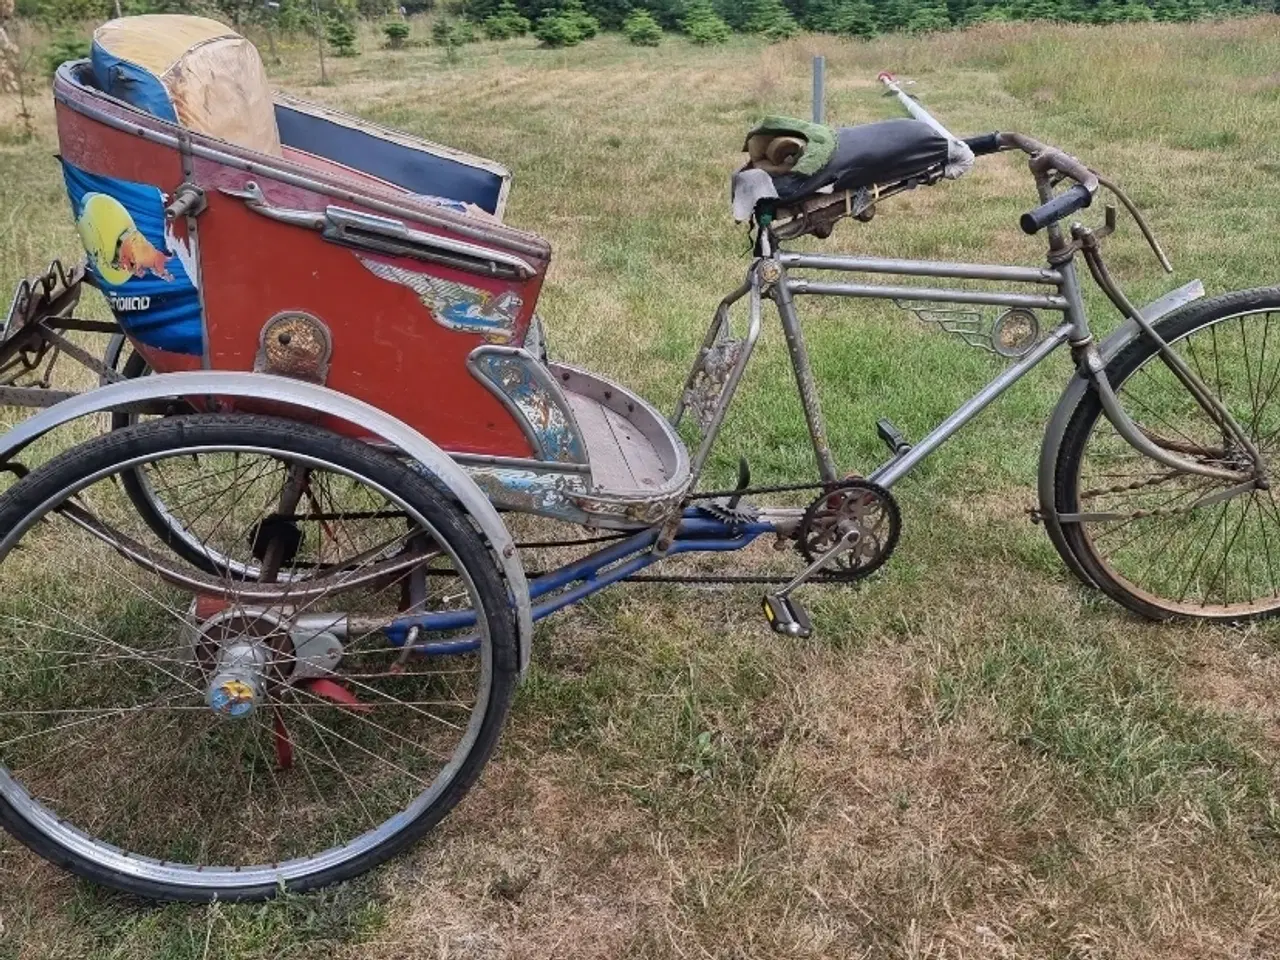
771 118 950 206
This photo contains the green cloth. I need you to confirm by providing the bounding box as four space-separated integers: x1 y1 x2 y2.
744 115 836 176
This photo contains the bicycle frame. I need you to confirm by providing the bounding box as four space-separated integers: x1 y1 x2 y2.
671 227 1247 499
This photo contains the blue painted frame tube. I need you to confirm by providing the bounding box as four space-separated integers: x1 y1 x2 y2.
384 515 774 649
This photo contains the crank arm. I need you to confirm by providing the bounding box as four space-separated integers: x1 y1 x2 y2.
762 527 859 640
776 528 859 599
1058 478 1259 523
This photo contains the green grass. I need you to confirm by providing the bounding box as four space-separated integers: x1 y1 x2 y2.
4 14 1280 959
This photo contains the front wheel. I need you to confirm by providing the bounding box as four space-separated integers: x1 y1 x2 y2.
1053 287 1280 621
0 414 518 901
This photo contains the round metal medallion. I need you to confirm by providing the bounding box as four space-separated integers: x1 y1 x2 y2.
255 311 333 382
991 308 1041 359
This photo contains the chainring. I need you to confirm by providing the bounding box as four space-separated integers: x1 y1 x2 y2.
797 479 901 582
698 498 761 526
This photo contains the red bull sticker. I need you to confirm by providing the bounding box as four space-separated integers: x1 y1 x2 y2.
62 161 204 356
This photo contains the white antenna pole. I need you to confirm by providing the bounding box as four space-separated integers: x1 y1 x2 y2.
878 71 958 143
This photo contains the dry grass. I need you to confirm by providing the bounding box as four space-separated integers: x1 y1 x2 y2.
3 14 1280 959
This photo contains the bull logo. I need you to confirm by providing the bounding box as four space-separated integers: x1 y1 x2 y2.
76 191 173 285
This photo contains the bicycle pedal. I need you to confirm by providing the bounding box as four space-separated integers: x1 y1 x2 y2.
762 593 813 638
876 418 911 455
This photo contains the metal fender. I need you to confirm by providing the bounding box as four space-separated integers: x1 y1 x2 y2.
1036 279 1205 586
0 371 535 675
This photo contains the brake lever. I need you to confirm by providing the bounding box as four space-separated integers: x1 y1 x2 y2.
1094 172 1173 273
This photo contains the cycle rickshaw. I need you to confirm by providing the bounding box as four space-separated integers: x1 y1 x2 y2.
0 15 1274 901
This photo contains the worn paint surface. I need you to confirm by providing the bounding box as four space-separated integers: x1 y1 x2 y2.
466 466 589 523
470 350 586 464
359 257 522 341
570 488 685 525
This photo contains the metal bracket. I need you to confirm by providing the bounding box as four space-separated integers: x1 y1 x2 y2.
164 183 207 221
222 182 536 280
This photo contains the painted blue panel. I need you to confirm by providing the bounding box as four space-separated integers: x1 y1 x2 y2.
62 162 203 356
89 42 178 123
274 104 504 215
470 351 586 464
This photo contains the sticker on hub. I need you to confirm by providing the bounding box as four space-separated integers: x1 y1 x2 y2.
209 679 256 716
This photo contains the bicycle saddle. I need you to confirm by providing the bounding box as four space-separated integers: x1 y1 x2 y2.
768 118 952 205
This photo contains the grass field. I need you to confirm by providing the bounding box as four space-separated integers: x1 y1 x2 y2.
3 14 1280 959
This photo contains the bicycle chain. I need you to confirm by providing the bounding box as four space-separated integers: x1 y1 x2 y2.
1077 470 1182 502
1025 465 1259 526
523 479 851 587
605 471 1237 584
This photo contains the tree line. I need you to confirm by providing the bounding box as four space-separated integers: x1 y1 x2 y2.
14 0 1276 48
464 0 1276 37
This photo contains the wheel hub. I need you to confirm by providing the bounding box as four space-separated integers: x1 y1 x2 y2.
185 608 285 719
207 641 269 718
184 604 347 717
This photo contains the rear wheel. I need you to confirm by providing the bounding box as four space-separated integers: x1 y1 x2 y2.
108 349 388 581
1054 287 1280 620
0 414 517 901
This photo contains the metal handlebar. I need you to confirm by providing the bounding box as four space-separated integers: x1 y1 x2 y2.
996 132 1101 234
997 132 1099 192
1020 183 1093 235
877 74 1170 269
962 132 1003 156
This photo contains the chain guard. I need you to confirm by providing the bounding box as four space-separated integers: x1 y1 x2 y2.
797 479 901 582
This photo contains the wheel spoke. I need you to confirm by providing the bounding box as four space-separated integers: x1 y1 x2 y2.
1071 303 1280 615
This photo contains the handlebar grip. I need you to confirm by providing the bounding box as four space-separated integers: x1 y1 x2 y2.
963 132 1002 156
1019 183 1093 235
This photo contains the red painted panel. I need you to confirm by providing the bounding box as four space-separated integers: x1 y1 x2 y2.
56 102 184 191
191 162 539 457
55 83 551 459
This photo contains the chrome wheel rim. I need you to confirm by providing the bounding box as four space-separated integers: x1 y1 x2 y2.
0 444 492 892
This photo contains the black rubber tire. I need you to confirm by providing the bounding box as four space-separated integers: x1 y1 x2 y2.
1053 286 1280 622
0 414 518 902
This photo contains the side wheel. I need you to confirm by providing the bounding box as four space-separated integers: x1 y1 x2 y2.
1053 286 1280 620
109 349 234 576
0 414 518 901
108 351 376 580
